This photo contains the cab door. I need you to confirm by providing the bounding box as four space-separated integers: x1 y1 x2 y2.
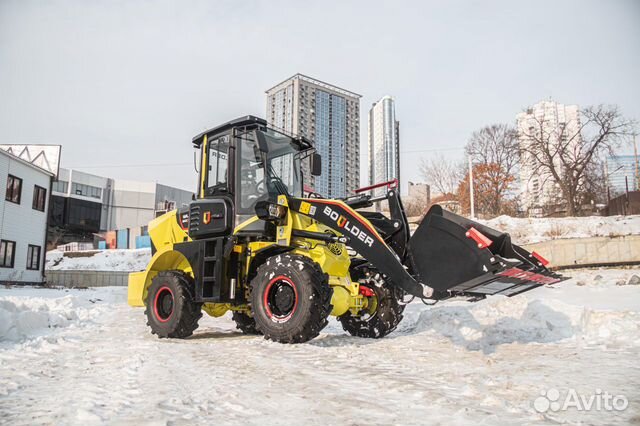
190 133 234 239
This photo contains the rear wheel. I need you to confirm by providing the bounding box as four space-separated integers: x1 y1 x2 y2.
231 312 261 335
250 254 332 343
338 273 405 338
145 271 203 338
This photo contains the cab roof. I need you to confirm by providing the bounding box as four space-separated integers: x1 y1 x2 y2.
191 115 314 150
192 115 266 148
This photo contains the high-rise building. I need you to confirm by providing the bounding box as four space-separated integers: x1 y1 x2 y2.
516 100 582 216
606 155 639 195
368 96 400 196
266 74 361 198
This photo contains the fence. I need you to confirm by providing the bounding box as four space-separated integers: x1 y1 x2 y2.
523 235 640 269
46 270 130 287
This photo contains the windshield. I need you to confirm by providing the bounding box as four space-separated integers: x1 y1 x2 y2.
238 129 303 213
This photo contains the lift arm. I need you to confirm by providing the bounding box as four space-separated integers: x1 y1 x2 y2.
287 197 433 298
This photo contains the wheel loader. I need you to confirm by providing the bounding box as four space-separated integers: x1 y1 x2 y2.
128 115 563 343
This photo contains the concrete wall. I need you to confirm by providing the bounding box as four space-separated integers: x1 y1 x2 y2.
46 270 129 287
523 235 640 269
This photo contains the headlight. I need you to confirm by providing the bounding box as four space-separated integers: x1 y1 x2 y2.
255 201 287 221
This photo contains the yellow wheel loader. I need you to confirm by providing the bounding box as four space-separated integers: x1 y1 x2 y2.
128 116 563 343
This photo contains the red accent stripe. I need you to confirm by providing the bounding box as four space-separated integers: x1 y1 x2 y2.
153 286 174 323
263 275 298 323
355 178 398 194
309 199 385 244
531 251 550 266
465 227 492 249
497 267 560 285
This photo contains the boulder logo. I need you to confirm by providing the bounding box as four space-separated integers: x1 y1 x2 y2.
322 205 375 247
203 211 211 225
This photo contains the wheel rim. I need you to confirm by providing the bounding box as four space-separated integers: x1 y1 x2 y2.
263 276 298 323
153 286 174 323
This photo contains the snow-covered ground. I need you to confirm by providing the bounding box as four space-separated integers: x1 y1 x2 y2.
1 268 639 425
46 249 151 272
479 215 640 245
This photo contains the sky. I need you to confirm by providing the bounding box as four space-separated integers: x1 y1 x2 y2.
1 0 639 193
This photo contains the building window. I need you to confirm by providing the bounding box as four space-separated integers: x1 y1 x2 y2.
5 175 22 204
32 185 47 211
26 245 41 270
0 240 16 268
52 180 68 193
71 183 102 199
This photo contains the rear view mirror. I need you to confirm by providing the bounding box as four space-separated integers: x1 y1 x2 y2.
311 153 322 176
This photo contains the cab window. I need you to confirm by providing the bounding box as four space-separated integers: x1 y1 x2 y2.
207 135 229 193
239 135 267 212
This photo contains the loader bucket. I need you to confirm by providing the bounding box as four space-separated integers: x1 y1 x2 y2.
407 205 564 298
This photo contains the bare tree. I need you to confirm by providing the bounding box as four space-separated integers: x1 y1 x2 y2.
519 105 634 216
465 124 520 215
419 153 462 196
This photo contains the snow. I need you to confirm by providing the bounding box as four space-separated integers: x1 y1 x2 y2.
478 214 640 245
1 269 639 425
46 249 151 272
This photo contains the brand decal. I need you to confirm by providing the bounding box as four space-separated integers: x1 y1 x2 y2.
322 205 374 247
203 211 211 225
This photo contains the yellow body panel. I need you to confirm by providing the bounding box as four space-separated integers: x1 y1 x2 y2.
129 200 367 317
127 210 192 307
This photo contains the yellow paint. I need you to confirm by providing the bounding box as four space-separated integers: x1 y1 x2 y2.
330 285 351 316
199 134 208 198
127 246 193 307
299 201 311 214
276 195 292 246
233 215 261 234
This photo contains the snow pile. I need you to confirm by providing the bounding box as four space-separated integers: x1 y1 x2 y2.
411 295 640 353
478 214 640 244
46 248 151 272
0 294 105 343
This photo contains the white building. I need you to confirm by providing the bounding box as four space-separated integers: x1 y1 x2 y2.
0 149 55 283
516 100 582 216
266 74 361 198
368 96 400 196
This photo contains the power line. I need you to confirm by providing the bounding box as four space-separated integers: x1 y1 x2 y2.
399 146 465 154
66 162 192 169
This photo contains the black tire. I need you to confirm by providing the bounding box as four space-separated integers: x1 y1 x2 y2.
250 254 332 343
338 276 405 338
231 312 261 335
145 271 203 338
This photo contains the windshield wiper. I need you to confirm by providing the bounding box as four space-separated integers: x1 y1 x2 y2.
267 163 290 196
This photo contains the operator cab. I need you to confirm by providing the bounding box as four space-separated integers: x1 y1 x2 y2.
190 116 320 238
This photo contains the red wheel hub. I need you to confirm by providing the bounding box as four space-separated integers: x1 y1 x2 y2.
153 286 174 323
263 275 298 323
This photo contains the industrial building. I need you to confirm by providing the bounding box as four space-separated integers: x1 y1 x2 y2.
49 168 194 249
266 73 361 198
0 146 59 284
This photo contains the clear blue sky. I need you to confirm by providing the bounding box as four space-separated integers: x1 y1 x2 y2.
1 0 638 192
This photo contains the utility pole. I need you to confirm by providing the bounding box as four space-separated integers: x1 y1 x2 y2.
634 133 639 191
468 156 475 219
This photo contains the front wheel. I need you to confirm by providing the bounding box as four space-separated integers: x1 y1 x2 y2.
145 271 203 338
338 273 405 338
250 254 333 343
